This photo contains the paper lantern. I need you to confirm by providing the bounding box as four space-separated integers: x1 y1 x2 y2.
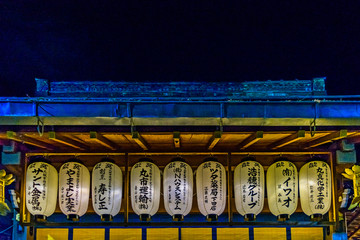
59 160 90 221
163 157 193 221
234 158 264 221
130 158 161 221
196 157 227 221
300 159 332 221
92 158 123 221
267 158 298 221
26 158 58 221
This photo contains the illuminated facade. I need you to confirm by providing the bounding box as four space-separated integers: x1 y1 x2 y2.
0 78 356 239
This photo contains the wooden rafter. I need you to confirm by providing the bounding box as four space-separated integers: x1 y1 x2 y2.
89 131 118 150
207 131 222 150
6 131 54 150
268 130 305 149
346 135 360 144
303 130 347 149
238 131 263 150
132 131 149 151
49 132 88 150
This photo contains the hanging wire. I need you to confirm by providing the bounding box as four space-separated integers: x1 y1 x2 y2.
0 225 13 234
35 103 45 137
310 100 319 137
310 118 316 137
36 116 44 137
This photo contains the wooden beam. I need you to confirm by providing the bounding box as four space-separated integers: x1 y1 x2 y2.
49 132 88 150
173 131 181 148
346 135 360 144
132 131 149 151
268 130 305 149
89 132 118 150
238 131 263 150
303 130 347 149
6 131 54 150
207 131 222 150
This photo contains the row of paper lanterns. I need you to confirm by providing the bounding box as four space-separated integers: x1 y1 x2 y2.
25 156 332 222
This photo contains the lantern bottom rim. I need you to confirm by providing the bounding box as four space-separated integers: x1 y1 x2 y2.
172 214 184 221
277 214 290 221
206 214 218 222
140 214 151 222
244 214 256 221
311 214 323 221
67 214 80 221
34 215 47 222
101 214 113 222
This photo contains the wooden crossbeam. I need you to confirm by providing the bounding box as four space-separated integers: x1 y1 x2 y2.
238 131 263 150
207 131 222 150
6 131 54 150
49 132 87 150
269 130 305 149
132 131 149 151
303 130 347 149
173 131 181 148
89 132 118 150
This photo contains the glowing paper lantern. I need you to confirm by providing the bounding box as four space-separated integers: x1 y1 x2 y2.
267 158 298 221
130 158 161 221
59 160 90 221
163 157 193 221
26 158 58 221
300 159 332 221
234 158 264 221
92 158 123 221
196 157 226 221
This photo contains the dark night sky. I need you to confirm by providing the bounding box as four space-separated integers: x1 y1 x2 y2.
1 1 360 96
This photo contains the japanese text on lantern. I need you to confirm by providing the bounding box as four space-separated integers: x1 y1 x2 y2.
28 164 48 211
61 163 80 213
94 163 113 210
276 162 295 208
134 162 153 211
243 161 260 209
203 162 222 211
309 162 328 210
168 162 184 210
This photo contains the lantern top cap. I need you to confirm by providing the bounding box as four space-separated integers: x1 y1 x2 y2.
100 157 115 163
203 157 218 162
29 156 51 165
307 156 326 163
274 157 290 162
64 158 84 165
138 157 153 163
171 157 186 163
241 156 257 162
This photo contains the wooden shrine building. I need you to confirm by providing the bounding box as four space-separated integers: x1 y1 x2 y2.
0 78 358 240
